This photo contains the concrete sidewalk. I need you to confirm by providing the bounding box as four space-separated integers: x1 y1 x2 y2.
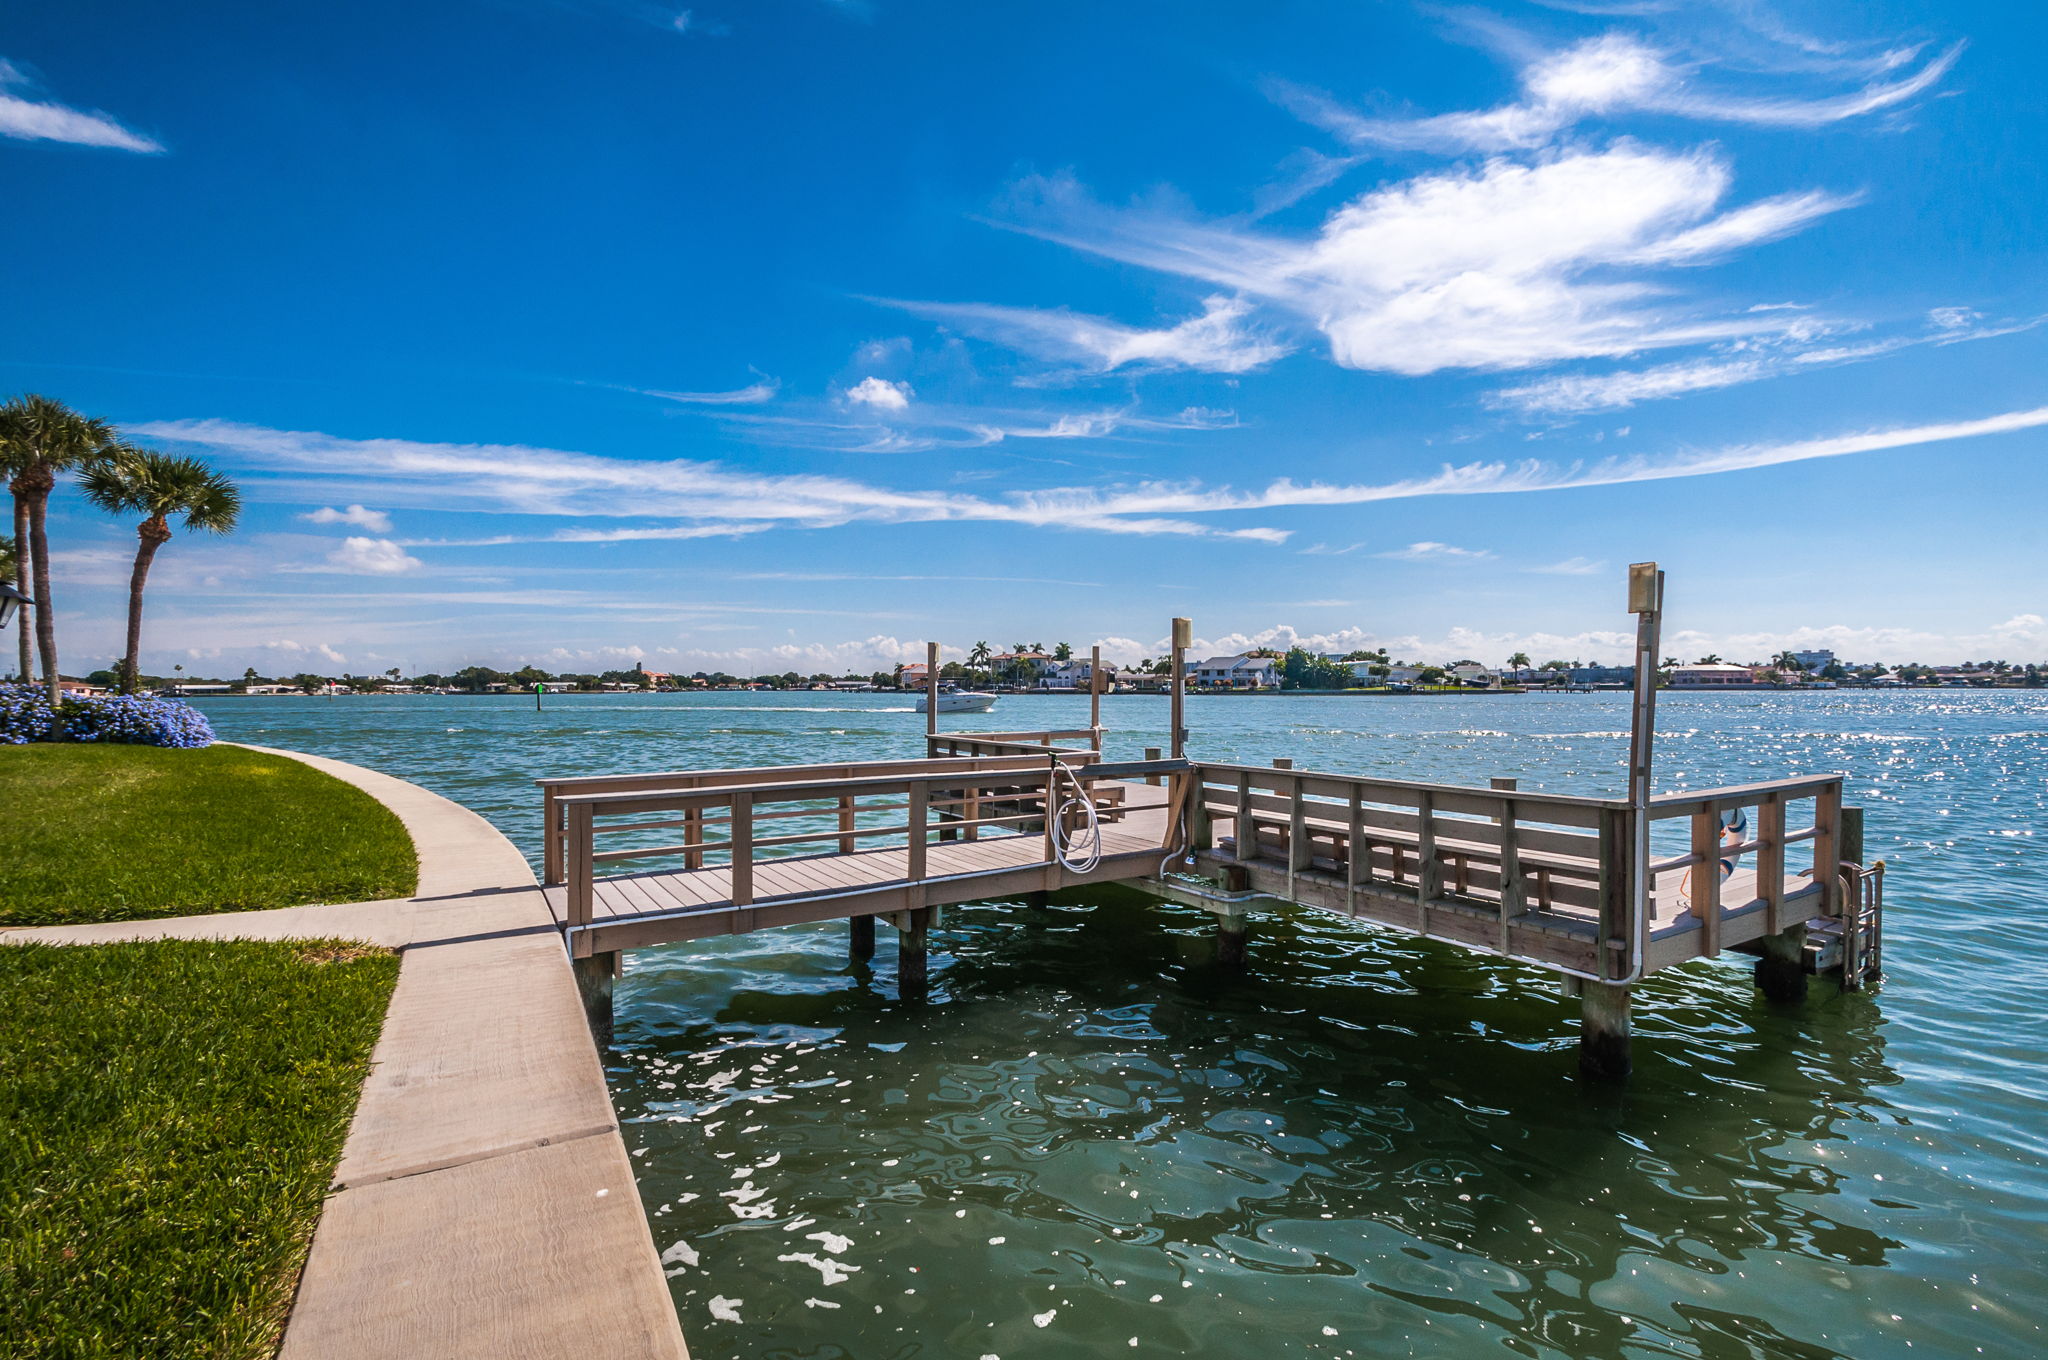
4 744 690 1360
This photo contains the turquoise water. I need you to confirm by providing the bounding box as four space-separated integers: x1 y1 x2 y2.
196 690 2048 1359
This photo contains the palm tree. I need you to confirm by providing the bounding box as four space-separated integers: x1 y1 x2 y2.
0 532 17 683
1772 650 1804 673
0 395 122 720
1506 651 1531 671
968 640 992 670
79 447 242 694
1695 654 1722 665
1053 641 1072 662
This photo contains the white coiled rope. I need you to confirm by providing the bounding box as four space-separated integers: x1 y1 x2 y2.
1048 761 1102 874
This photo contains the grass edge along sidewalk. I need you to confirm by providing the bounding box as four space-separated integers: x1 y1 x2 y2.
0 744 418 928
0 938 401 1360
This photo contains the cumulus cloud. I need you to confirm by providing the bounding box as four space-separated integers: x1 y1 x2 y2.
990 148 1852 377
919 23 1957 389
844 377 913 411
325 537 423 575
302 504 393 533
0 58 162 152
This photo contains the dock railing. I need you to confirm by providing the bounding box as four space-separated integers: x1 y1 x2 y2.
1181 761 1846 977
1644 774 1844 955
539 753 1065 886
925 728 1101 761
553 761 1171 955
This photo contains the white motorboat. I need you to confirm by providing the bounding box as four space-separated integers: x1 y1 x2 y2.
915 686 998 715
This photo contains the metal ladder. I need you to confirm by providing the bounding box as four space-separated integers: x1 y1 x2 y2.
1836 861 1886 991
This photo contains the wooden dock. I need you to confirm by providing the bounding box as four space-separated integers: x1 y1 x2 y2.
536 573 1887 1079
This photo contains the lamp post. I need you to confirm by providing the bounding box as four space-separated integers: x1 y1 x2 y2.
0 581 29 636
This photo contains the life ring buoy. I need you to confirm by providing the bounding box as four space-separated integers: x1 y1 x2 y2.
1718 805 1748 880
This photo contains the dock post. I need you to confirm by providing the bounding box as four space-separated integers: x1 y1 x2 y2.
925 641 940 741
1216 905 1249 968
898 907 932 1000
850 913 876 964
1169 617 1191 759
1754 923 1809 1002
573 950 621 1043
1840 805 1864 868
1578 983 1632 1081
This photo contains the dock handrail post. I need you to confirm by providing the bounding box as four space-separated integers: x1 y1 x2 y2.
908 780 929 882
837 793 856 855
542 785 563 886
1689 805 1723 955
1089 644 1103 743
1758 795 1786 935
1169 617 1190 759
729 791 754 906
566 801 594 955
925 641 940 740
1624 562 1664 972
1815 780 1843 916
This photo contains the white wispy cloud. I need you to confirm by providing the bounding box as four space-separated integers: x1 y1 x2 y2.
1491 310 2045 415
1526 556 1607 576
301 504 393 533
844 376 913 411
0 58 163 153
878 294 1288 375
1276 31 1961 154
713 401 1237 454
1378 541 1493 562
638 378 780 405
131 401 2048 545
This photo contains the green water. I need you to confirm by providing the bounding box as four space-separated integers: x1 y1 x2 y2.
195 690 2048 1358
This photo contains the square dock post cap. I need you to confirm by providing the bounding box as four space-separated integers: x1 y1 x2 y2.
1171 618 1192 649
1627 562 1663 614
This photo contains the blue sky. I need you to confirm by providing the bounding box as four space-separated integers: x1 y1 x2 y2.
4 0 2044 677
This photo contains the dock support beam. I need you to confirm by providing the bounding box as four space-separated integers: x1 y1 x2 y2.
573 950 621 1043
898 907 931 1001
1216 906 1249 968
1754 923 1809 1003
1578 983 1631 1081
850 913 876 964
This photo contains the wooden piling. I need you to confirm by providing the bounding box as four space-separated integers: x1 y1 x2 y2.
1578 983 1631 1081
898 906 932 999
1217 907 1248 967
1754 922 1809 1003
849 913 876 963
573 950 621 1043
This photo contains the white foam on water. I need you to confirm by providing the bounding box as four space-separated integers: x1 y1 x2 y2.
807 1230 855 1255
708 1296 743 1323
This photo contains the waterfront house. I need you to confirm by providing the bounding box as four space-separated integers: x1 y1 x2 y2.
1669 663 1765 689
1189 654 1279 690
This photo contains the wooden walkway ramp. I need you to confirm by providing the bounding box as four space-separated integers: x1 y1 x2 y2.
541 778 1168 953
540 736 1179 959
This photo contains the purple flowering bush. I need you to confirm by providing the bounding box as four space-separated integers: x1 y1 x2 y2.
0 684 215 747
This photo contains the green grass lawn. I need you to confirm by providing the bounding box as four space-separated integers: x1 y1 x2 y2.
0 939 400 1360
0 745 418 927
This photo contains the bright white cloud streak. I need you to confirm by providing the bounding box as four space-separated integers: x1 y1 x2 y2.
133 402 2048 544
0 58 162 152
